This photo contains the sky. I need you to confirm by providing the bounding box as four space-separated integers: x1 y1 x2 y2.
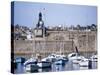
11 1 97 28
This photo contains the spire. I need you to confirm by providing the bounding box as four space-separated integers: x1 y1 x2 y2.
39 12 42 21
36 12 44 28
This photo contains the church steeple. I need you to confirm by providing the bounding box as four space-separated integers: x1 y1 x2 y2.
39 12 42 21
34 11 46 37
36 12 44 28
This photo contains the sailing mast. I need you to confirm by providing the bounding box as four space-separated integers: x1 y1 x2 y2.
43 8 46 57
69 31 74 52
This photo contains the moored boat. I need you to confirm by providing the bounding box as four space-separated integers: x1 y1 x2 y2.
54 55 68 65
15 57 26 63
47 54 57 62
24 57 37 66
24 63 39 72
54 59 65 65
90 54 97 62
68 53 78 60
37 57 52 68
72 56 86 64
24 57 39 72
37 61 51 68
79 58 89 67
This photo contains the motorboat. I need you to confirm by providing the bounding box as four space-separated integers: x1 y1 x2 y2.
37 61 51 68
72 58 82 64
56 55 68 61
72 56 86 64
68 52 89 65
15 57 26 63
47 54 57 62
37 57 51 68
68 53 79 60
24 57 39 72
24 57 37 66
24 63 39 72
54 58 65 65
79 58 89 67
54 55 68 65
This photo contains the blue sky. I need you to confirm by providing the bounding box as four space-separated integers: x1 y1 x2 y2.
12 1 97 28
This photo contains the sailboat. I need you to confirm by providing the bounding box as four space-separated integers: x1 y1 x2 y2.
68 46 89 66
54 42 68 65
68 46 81 60
24 36 39 72
73 47 89 67
67 34 81 61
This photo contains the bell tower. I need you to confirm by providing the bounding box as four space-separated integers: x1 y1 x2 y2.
34 12 46 37
36 12 44 28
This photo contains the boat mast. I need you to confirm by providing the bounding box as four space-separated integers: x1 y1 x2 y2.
69 31 74 52
43 8 46 57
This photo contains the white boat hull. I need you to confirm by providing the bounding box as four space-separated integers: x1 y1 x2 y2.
37 61 51 68
54 59 66 65
25 64 39 72
72 59 81 64
24 58 37 66
90 55 98 62
90 58 97 62
79 61 89 67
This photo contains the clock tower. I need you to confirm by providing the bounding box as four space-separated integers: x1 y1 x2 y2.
36 12 44 28
34 12 46 37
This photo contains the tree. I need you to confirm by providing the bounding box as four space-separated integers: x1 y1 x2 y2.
91 24 97 31
87 25 91 30
77 24 80 30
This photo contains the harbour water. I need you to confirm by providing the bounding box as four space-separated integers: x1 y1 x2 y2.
14 60 97 74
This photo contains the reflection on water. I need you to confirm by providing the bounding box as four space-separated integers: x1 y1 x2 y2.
14 60 97 74
79 67 88 70
92 62 97 69
38 67 51 72
14 63 25 74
